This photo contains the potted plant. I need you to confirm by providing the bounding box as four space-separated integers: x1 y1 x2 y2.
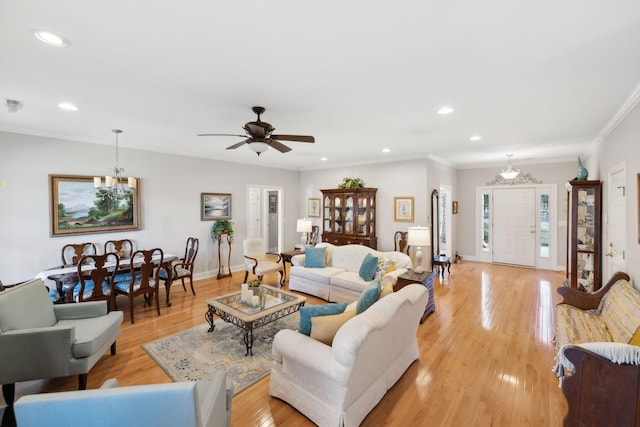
211 219 234 242
337 177 364 189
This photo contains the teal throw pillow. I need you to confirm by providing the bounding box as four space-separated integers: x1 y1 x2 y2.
358 253 379 281
298 302 348 336
304 246 327 268
356 281 381 314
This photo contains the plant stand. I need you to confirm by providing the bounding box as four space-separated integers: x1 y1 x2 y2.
216 232 232 279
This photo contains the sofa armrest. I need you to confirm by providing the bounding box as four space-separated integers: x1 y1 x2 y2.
291 254 305 266
556 272 630 310
0 326 74 382
54 301 108 320
272 329 346 383
196 370 232 427
381 267 408 286
561 343 640 427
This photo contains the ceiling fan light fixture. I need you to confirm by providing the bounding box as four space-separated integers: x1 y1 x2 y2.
499 154 520 180
249 141 270 156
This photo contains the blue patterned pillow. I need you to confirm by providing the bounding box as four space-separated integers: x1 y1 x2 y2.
356 281 381 314
298 302 348 336
358 253 379 281
304 246 327 268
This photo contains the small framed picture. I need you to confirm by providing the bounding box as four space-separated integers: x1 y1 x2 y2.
453 201 459 214
269 195 277 213
201 193 231 221
308 198 321 217
394 196 414 222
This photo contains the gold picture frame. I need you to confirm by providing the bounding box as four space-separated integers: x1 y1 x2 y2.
50 174 140 236
394 196 414 222
201 193 232 220
308 198 321 217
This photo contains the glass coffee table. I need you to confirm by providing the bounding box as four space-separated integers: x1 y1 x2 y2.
205 285 306 356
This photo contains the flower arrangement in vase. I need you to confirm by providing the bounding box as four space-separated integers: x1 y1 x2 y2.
337 177 364 189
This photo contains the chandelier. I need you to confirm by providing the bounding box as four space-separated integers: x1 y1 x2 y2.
499 154 521 180
93 129 136 200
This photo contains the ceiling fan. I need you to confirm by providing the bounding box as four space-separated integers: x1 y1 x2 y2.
198 106 315 156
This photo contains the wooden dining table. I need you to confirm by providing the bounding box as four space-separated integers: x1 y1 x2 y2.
36 253 178 306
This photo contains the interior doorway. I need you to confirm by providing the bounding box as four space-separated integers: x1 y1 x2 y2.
606 163 626 278
247 185 284 253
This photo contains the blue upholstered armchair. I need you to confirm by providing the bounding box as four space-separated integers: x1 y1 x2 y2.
14 371 232 427
0 278 123 408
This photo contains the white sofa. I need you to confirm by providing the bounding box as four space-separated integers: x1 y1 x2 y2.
270 283 428 427
288 242 412 302
14 371 233 427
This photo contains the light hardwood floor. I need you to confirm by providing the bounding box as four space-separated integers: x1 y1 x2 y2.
3 262 567 426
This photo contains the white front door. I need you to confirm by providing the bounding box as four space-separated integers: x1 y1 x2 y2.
493 188 537 267
607 164 626 277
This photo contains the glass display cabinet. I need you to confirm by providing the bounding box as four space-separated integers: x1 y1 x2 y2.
566 180 602 292
321 188 377 249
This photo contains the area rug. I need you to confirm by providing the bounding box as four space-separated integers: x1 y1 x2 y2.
142 313 299 395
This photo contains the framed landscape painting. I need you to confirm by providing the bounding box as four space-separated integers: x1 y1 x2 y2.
201 193 232 220
50 174 140 236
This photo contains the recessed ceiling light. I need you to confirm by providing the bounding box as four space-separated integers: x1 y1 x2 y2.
470 135 482 142
31 29 71 47
382 148 391 153
437 106 455 115
320 157 328 161
58 102 78 111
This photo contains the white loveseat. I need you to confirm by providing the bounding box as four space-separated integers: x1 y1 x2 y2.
269 283 428 427
288 243 412 302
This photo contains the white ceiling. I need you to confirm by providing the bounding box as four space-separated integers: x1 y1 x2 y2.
1 1 640 171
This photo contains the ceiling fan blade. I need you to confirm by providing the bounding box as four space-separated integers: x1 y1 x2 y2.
226 139 251 150
269 139 292 153
270 134 315 143
197 133 245 137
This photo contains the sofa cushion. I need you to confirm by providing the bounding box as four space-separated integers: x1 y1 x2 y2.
291 266 346 285
304 246 327 268
57 312 123 358
358 253 378 281
376 256 396 277
0 279 57 332
310 309 356 346
356 281 381 314
330 271 370 292
298 302 347 336
598 279 640 342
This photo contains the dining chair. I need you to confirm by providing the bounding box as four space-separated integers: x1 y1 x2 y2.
307 225 320 246
243 238 284 285
394 231 409 254
73 253 119 310
61 242 97 266
114 248 163 324
104 239 133 259
159 237 199 298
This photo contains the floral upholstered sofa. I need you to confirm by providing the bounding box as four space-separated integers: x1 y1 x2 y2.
288 242 412 302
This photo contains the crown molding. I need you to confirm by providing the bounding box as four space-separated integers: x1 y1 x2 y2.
596 82 640 143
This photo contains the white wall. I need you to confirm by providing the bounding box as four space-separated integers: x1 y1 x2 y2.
0 132 301 283
300 159 429 251
591 101 640 285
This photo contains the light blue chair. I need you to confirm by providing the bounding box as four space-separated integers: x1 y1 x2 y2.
14 371 233 427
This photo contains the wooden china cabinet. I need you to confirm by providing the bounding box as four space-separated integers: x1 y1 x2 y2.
565 180 602 292
321 188 377 249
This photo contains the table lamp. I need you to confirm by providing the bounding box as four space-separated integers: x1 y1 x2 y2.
296 218 312 248
407 226 430 274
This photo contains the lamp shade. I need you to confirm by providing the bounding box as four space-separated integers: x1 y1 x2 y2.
296 219 312 233
407 226 430 247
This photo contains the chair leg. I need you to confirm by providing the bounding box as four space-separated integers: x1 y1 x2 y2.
2 383 15 407
181 278 187 292
189 277 196 295
130 294 135 324
155 291 161 316
111 341 117 356
243 271 248 283
278 270 284 286
78 374 88 390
